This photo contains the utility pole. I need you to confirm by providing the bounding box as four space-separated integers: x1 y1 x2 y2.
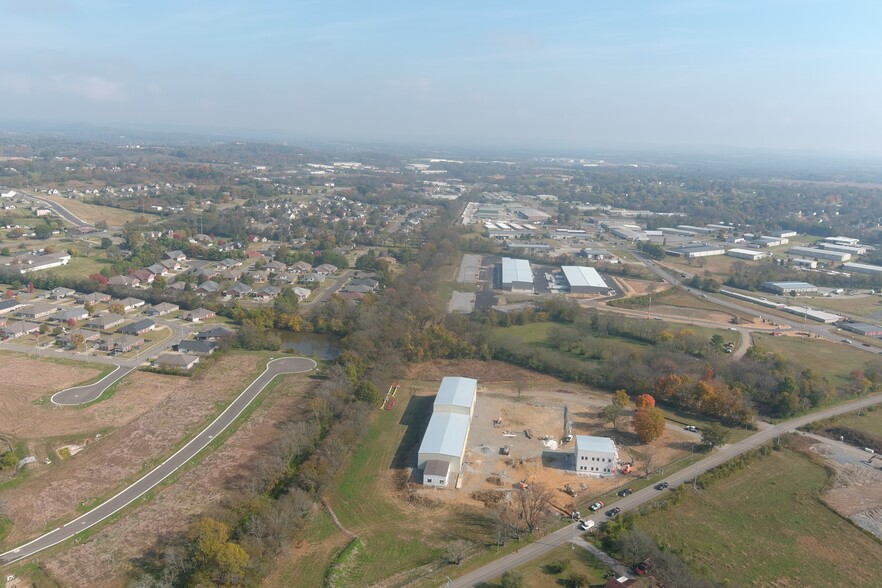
692 443 698 490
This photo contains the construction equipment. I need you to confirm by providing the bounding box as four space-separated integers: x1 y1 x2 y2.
563 483 577 497
620 462 634 475
502 430 517 437
500 445 511 456
493 417 503 428
524 429 533 439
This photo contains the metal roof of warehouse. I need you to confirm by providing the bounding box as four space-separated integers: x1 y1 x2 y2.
561 266 608 289
418 412 471 458
434 376 477 410
575 435 615 454
501 257 532 283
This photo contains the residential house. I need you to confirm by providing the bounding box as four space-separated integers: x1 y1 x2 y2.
349 277 379 290
99 334 144 352
290 261 312 274
57 328 100 348
144 302 180 317
218 258 242 269
47 287 76 299
195 326 235 341
315 263 338 276
224 282 252 298
158 259 181 272
50 307 89 323
17 303 59 320
264 260 287 272
119 297 145 311
247 269 270 283
0 320 40 339
195 280 221 296
153 353 200 370
177 339 217 355
146 263 168 277
300 272 325 285
164 250 187 261
292 287 311 301
118 318 156 335
107 275 140 288
77 291 112 304
183 308 216 322
131 269 154 284
85 313 126 329
0 299 24 315
252 285 281 300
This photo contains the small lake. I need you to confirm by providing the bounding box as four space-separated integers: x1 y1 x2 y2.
279 332 341 360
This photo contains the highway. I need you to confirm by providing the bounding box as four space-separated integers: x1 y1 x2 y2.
0 356 316 566
449 389 882 587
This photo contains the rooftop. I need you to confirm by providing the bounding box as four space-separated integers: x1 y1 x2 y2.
575 435 616 454
418 411 472 459
561 265 608 289
434 377 477 411
501 257 532 284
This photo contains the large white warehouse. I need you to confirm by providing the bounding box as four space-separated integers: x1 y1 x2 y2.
418 377 478 487
499 257 533 291
561 266 610 294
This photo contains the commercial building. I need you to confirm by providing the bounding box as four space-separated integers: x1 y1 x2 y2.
499 257 533 291
726 248 769 261
840 323 882 337
0 252 71 276
575 435 618 476
787 246 851 262
561 265 610 294
824 236 860 246
761 281 818 295
843 262 882 276
418 377 478 487
514 207 552 223
791 258 817 269
666 245 725 258
819 242 868 256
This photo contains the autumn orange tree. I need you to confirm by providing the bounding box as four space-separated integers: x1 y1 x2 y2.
634 393 656 409
632 406 665 443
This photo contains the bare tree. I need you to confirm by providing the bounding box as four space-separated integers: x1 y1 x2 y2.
514 380 528 398
517 483 554 532
640 454 656 478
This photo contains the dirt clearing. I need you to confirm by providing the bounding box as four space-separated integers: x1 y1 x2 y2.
36 371 314 588
0 353 273 546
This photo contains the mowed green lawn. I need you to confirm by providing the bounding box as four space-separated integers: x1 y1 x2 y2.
753 332 882 386
636 449 882 587
487 547 610 588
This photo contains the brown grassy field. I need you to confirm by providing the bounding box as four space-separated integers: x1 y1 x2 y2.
37 371 315 588
36 194 159 226
0 352 274 546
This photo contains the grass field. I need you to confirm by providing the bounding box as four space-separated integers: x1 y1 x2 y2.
635 449 882 587
485 547 610 588
797 295 882 318
36 194 159 226
824 406 882 437
29 255 105 279
753 332 882 386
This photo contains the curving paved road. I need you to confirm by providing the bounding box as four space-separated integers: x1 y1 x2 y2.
17 190 90 227
0 356 315 566
448 390 882 587
50 322 190 405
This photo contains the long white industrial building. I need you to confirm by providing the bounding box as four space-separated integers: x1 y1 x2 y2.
418 377 478 487
500 257 533 291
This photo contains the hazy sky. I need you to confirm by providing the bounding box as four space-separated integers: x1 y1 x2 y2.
2 0 881 154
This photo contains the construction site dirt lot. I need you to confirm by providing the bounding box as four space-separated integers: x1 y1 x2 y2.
37 372 315 588
0 352 273 547
402 366 696 511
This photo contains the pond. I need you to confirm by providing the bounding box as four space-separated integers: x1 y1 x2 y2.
278 332 341 360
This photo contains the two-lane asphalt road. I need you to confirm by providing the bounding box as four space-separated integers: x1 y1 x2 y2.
16 190 90 227
51 322 190 405
448 390 882 587
0 356 316 566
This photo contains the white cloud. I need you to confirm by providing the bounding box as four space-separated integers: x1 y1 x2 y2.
0 74 33 94
49 74 127 102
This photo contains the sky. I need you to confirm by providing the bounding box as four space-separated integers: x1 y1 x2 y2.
1 0 881 155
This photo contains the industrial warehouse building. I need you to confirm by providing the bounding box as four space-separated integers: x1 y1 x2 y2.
418 377 478 487
666 245 725 258
575 435 619 476
761 281 818 295
561 265 610 294
843 262 882 276
787 246 851 262
499 257 533 291
840 323 882 337
726 248 769 261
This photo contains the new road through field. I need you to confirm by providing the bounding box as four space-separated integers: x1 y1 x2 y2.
0 356 316 566
449 390 882 587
